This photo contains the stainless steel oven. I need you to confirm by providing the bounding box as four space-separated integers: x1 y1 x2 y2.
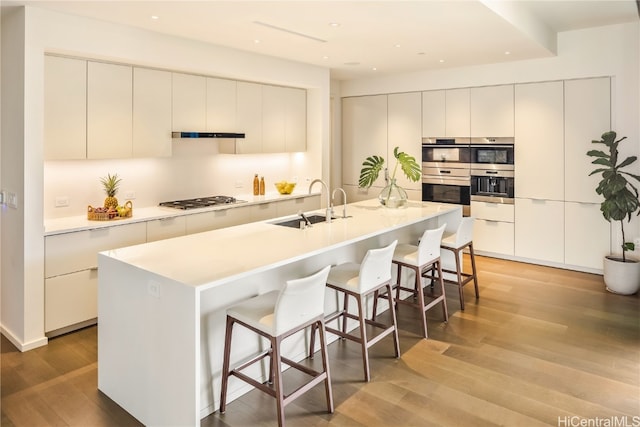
422 137 471 215
470 137 514 169
471 169 514 204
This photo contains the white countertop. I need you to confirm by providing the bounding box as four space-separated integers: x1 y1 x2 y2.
100 199 461 290
44 191 320 236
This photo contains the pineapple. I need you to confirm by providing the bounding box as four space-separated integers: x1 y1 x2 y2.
100 173 121 209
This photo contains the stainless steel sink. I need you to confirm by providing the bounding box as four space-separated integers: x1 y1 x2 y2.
272 214 335 228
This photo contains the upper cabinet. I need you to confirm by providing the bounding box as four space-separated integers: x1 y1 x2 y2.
236 81 263 154
388 92 422 191
421 88 470 137
564 77 611 204
262 85 307 153
87 61 133 159
283 87 307 152
172 72 207 132
44 55 87 160
133 67 172 157
470 85 514 137
206 77 237 132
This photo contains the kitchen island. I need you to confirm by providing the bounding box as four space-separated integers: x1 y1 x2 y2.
97 199 462 426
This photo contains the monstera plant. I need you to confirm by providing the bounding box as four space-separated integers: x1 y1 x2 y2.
587 131 640 294
358 147 421 208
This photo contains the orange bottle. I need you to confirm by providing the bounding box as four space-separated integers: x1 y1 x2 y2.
259 176 265 195
253 174 259 196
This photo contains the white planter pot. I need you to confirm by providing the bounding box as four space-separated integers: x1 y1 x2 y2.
603 256 640 295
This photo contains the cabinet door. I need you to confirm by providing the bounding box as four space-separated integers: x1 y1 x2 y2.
473 219 514 255
388 92 422 191
237 82 263 154
250 203 277 222
133 67 172 157
87 61 133 159
514 198 564 263
276 195 321 217
565 202 610 269
422 90 445 137
515 81 564 200
445 88 470 137
342 95 388 188
44 56 87 160
471 85 514 137
284 87 307 152
262 85 286 153
45 269 98 333
565 77 611 203
470 201 514 222
185 206 252 235
172 72 206 132
147 216 186 242
206 77 237 132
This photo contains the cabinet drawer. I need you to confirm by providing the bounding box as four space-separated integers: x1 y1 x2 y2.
45 222 147 278
474 219 514 255
276 196 321 216
471 201 514 222
45 269 98 333
250 202 277 222
147 216 186 242
185 206 251 235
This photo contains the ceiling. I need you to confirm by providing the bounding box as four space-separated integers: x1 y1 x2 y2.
6 0 639 80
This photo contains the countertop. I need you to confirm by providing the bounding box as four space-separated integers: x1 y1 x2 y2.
100 199 461 290
44 191 320 236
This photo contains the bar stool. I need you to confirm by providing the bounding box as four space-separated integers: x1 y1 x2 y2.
310 240 399 382
440 217 479 310
219 265 333 427
376 224 448 339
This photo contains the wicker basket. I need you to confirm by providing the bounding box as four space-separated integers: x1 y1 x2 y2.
87 200 133 221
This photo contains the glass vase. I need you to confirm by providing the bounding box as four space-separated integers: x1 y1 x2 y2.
378 178 408 208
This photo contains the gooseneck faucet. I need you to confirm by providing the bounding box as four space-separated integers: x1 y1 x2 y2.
331 188 348 219
309 179 332 223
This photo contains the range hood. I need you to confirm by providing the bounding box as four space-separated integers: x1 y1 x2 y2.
171 132 245 139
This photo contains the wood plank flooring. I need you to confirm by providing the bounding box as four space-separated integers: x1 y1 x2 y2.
2 256 639 426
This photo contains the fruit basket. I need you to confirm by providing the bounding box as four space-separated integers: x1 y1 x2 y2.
88 200 133 221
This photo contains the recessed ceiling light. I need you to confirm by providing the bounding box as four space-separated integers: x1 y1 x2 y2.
329 22 340 27
439 59 445 63
372 67 377 71
394 44 401 48
505 51 511 55
254 39 261 44
322 56 329 60
150 15 159 20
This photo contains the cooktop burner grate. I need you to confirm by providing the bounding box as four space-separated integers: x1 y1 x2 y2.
159 195 246 210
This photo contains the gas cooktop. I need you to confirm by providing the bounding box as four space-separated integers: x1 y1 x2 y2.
158 195 246 210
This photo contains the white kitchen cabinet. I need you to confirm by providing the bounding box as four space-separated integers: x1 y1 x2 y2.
445 88 470 137
342 95 388 188
276 195 320 216
44 55 87 160
206 77 237 132
172 72 207 132
262 84 286 153
133 67 172 157
514 198 564 263
565 202 610 269
147 216 187 242
564 77 611 203
236 81 263 154
250 202 277 222
44 222 146 334
421 90 446 137
471 85 514 137
87 61 133 159
471 201 514 255
515 81 564 200
185 206 252 235
388 92 422 191
284 87 307 152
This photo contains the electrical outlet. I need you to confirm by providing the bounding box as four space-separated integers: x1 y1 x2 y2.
7 192 17 209
235 180 244 188
55 196 69 207
124 191 136 200
147 280 161 298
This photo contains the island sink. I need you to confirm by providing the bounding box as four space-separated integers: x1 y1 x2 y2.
272 214 336 228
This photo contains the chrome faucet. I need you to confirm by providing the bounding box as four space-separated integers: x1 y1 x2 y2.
331 188 348 219
309 179 332 223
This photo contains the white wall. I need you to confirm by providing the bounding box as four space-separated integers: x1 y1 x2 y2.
339 22 640 257
1 5 330 350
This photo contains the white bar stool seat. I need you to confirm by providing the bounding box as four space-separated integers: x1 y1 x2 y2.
440 217 479 311
379 224 448 339
219 265 333 427
311 240 399 382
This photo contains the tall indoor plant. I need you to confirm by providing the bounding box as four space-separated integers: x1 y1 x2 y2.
587 131 640 294
359 146 421 208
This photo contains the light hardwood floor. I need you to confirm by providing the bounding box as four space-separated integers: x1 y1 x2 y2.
2 256 639 426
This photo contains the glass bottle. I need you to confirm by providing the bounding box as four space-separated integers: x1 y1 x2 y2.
253 174 259 196
259 176 265 195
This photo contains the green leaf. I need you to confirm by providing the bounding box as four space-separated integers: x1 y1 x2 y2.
396 150 422 182
358 155 385 188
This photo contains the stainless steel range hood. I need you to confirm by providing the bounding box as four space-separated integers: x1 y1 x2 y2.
171 132 245 139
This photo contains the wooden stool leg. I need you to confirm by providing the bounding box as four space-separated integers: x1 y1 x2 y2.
356 295 371 382
386 283 401 358
453 248 465 310
395 263 403 304
272 336 285 427
372 289 379 321
469 243 479 298
309 322 317 359
341 292 349 336
318 320 334 413
219 316 235 413
414 266 429 339
436 260 449 322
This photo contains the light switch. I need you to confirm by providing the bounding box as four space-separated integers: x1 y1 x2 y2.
55 196 70 207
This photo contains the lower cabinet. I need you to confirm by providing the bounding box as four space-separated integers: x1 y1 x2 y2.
250 202 278 222
565 202 609 269
515 198 564 263
147 216 187 242
276 195 320 216
471 201 514 256
45 269 98 333
185 206 251 234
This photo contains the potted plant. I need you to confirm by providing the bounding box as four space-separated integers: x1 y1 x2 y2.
587 131 640 294
359 146 421 208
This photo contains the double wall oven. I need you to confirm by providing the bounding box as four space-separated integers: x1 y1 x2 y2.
422 137 514 215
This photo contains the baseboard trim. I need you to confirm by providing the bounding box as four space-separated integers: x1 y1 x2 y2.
1 324 48 352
